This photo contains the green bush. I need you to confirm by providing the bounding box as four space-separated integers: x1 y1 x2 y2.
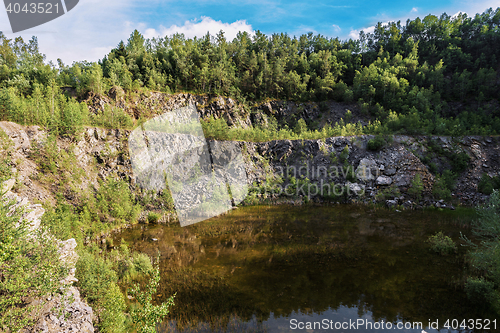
432 176 452 200
161 187 175 210
117 252 154 283
132 252 154 275
42 201 83 244
91 104 134 129
147 211 161 223
441 169 457 190
375 185 400 201
462 190 500 314
98 283 127 333
339 145 349 163
427 231 457 255
129 261 175 333
465 277 497 305
108 243 154 284
94 177 141 223
408 173 424 201
367 135 386 151
450 151 470 173
428 162 438 174
76 248 127 333
478 173 500 195
0 192 67 332
0 129 13 181
479 177 495 195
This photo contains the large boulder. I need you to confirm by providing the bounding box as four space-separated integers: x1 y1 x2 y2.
376 176 392 186
356 158 378 181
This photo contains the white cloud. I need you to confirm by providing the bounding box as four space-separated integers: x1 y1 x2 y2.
0 1 253 64
1 0 138 64
143 17 254 41
332 24 341 32
348 25 376 40
411 7 418 13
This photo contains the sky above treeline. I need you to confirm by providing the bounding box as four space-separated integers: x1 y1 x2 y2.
0 0 498 64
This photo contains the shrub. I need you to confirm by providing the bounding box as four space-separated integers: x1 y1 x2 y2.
479 176 495 195
132 252 154 276
441 169 457 190
129 261 175 333
465 277 497 305
432 177 452 200
427 231 457 255
408 173 424 201
428 162 438 174
161 187 175 210
91 104 134 129
94 177 141 223
367 135 386 151
293 118 308 135
450 151 470 173
147 211 161 223
0 129 13 181
339 145 349 163
375 185 400 201
0 191 67 331
76 248 127 332
478 173 500 195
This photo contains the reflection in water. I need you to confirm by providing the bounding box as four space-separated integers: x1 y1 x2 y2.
114 205 495 332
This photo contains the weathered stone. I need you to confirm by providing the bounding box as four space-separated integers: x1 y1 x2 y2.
348 182 365 196
386 200 398 207
355 158 377 181
33 287 94 333
394 174 411 187
1 178 15 193
376 176 392 186
384 168 397 176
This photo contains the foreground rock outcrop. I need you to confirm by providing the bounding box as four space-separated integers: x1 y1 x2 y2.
1 179 94 333
31 287 94 333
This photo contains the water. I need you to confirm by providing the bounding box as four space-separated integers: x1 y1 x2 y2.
114 205 498 332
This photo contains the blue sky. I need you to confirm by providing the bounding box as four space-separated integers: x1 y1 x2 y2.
0 0 498 64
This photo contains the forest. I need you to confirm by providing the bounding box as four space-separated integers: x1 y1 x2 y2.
0 7 500 137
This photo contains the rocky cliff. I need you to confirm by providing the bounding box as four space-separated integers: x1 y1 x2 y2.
0 94 498 213
241 134 495 208
0 118 496 215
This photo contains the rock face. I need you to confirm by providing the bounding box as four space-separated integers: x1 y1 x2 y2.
32 287 94 333
2 177 44 233
1 93 500 211
1 179 94 333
